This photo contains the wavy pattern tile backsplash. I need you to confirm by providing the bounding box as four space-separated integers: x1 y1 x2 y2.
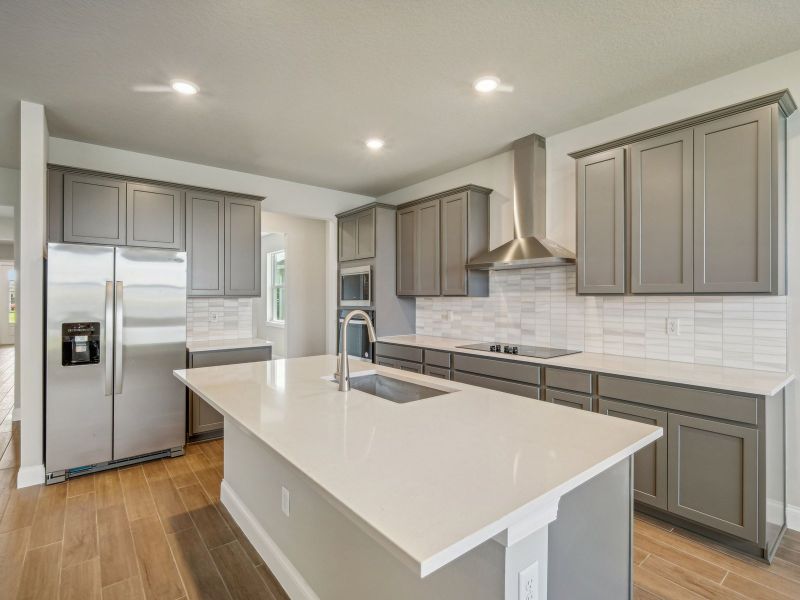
415 266 787 372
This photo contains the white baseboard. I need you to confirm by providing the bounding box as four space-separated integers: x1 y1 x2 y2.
221 479 319 600
16 464 45 488
787 504 800 531
11 406 20 421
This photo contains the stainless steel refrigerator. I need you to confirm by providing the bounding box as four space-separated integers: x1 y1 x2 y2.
45 243 187 483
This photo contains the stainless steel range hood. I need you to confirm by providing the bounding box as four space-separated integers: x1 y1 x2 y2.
467 134 575 270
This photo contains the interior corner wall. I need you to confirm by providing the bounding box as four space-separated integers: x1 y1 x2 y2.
17 101 47 487
260 211 327 358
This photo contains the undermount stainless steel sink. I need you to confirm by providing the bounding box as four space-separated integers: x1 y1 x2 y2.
347 373 452 403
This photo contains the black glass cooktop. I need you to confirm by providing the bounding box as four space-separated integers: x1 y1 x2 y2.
457 343 581 359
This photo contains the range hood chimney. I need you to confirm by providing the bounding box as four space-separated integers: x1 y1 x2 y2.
467 134 575 270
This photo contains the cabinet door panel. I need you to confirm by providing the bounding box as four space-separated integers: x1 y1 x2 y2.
416 199 441 295
126 183 183 249
577 148 625 293
694 106 772 293
668 413 758 542
441 193 468 295
631 129 693 293
187 191 225 296
599 399 668 509
339 216 358 261
424 365 452 380
396 207 417 295
546 389 592 411
355 209 375 259
63 173 126 245
225 197 261 296
191 392 224 434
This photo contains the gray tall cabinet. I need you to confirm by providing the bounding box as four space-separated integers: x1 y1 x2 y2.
573 90 795 295
396 185 491 297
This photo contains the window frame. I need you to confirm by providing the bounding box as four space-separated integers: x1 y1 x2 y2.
266 249 286 326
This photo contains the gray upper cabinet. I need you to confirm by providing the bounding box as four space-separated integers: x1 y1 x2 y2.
63 173 126 245
396 206 417 295
225 197 261 296
126 182 184 250
668 412 758 542
396 185 490 297
577 148 625 294
694 106 776 293
187 191 225 296
338 207 375 261
630 129 693 293
416 199 441 295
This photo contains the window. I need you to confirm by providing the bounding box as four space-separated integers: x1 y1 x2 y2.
267 250 285 325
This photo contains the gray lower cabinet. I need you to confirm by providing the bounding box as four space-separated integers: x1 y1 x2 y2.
576 148 625 294
63 173 127 245
546 389 593 411
630 129 693 293
693 106 777 294
668 412 758 542
187 191 225 296
188 346 271 437
338 207 375 262
225 197 261 296
375 356 422 373
598 399 668 510
424 365 451 380
453 354 540 399
126 183 184 249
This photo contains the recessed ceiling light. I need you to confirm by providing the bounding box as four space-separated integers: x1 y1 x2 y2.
171 80 198 95
473 76 500 93
365 138 385 150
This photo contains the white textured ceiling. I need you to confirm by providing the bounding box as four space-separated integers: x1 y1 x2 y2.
1 1 800 196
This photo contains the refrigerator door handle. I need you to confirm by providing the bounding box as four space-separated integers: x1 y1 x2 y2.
114 281 124 394
104 281 114 396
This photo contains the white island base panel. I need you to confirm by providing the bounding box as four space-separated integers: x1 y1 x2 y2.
221 418 634 600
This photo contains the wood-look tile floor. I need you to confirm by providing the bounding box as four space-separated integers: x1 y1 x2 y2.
1 343 799 599
0 345 289 600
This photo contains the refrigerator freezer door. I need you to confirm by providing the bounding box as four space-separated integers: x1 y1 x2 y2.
113 247 187 459
46 243 115 473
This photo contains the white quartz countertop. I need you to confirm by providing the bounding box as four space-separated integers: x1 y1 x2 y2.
378 334 794 397
174 355 660 576
186 338 272 353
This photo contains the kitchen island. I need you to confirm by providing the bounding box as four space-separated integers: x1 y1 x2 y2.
175 356 660 600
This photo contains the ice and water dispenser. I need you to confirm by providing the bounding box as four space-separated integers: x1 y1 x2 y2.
61 322 101 366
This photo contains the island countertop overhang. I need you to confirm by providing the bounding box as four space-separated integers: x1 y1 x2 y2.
174 355 661 576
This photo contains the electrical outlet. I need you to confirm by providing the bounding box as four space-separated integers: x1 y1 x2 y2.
519 561 539 600
281 486 291 516
666 318 681 336
442 310 454 322
209 311 223 323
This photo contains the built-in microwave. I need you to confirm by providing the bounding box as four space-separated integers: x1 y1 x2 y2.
340 265 371 307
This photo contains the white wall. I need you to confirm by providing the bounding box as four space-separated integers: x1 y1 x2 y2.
49 138 373 220
17 101 47 488
261 212 328 358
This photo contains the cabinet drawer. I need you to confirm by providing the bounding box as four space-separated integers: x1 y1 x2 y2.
375 343 423 364
545 368 592 394
454 371 539 399
424 365 452 380
424 349 451 368
454 354 540 385
598 376 757 425
546 389 593 411
189 347 271 368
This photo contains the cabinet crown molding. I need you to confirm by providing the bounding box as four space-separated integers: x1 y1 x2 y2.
568 89 796 159
396 184 493 211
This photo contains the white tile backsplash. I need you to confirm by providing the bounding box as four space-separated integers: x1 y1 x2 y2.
416 266 788 372
186 297 255 342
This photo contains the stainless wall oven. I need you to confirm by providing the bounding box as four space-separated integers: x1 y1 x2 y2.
340 265 371 307
337 309 375 360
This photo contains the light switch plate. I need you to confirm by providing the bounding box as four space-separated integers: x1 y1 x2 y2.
519 561 539 600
